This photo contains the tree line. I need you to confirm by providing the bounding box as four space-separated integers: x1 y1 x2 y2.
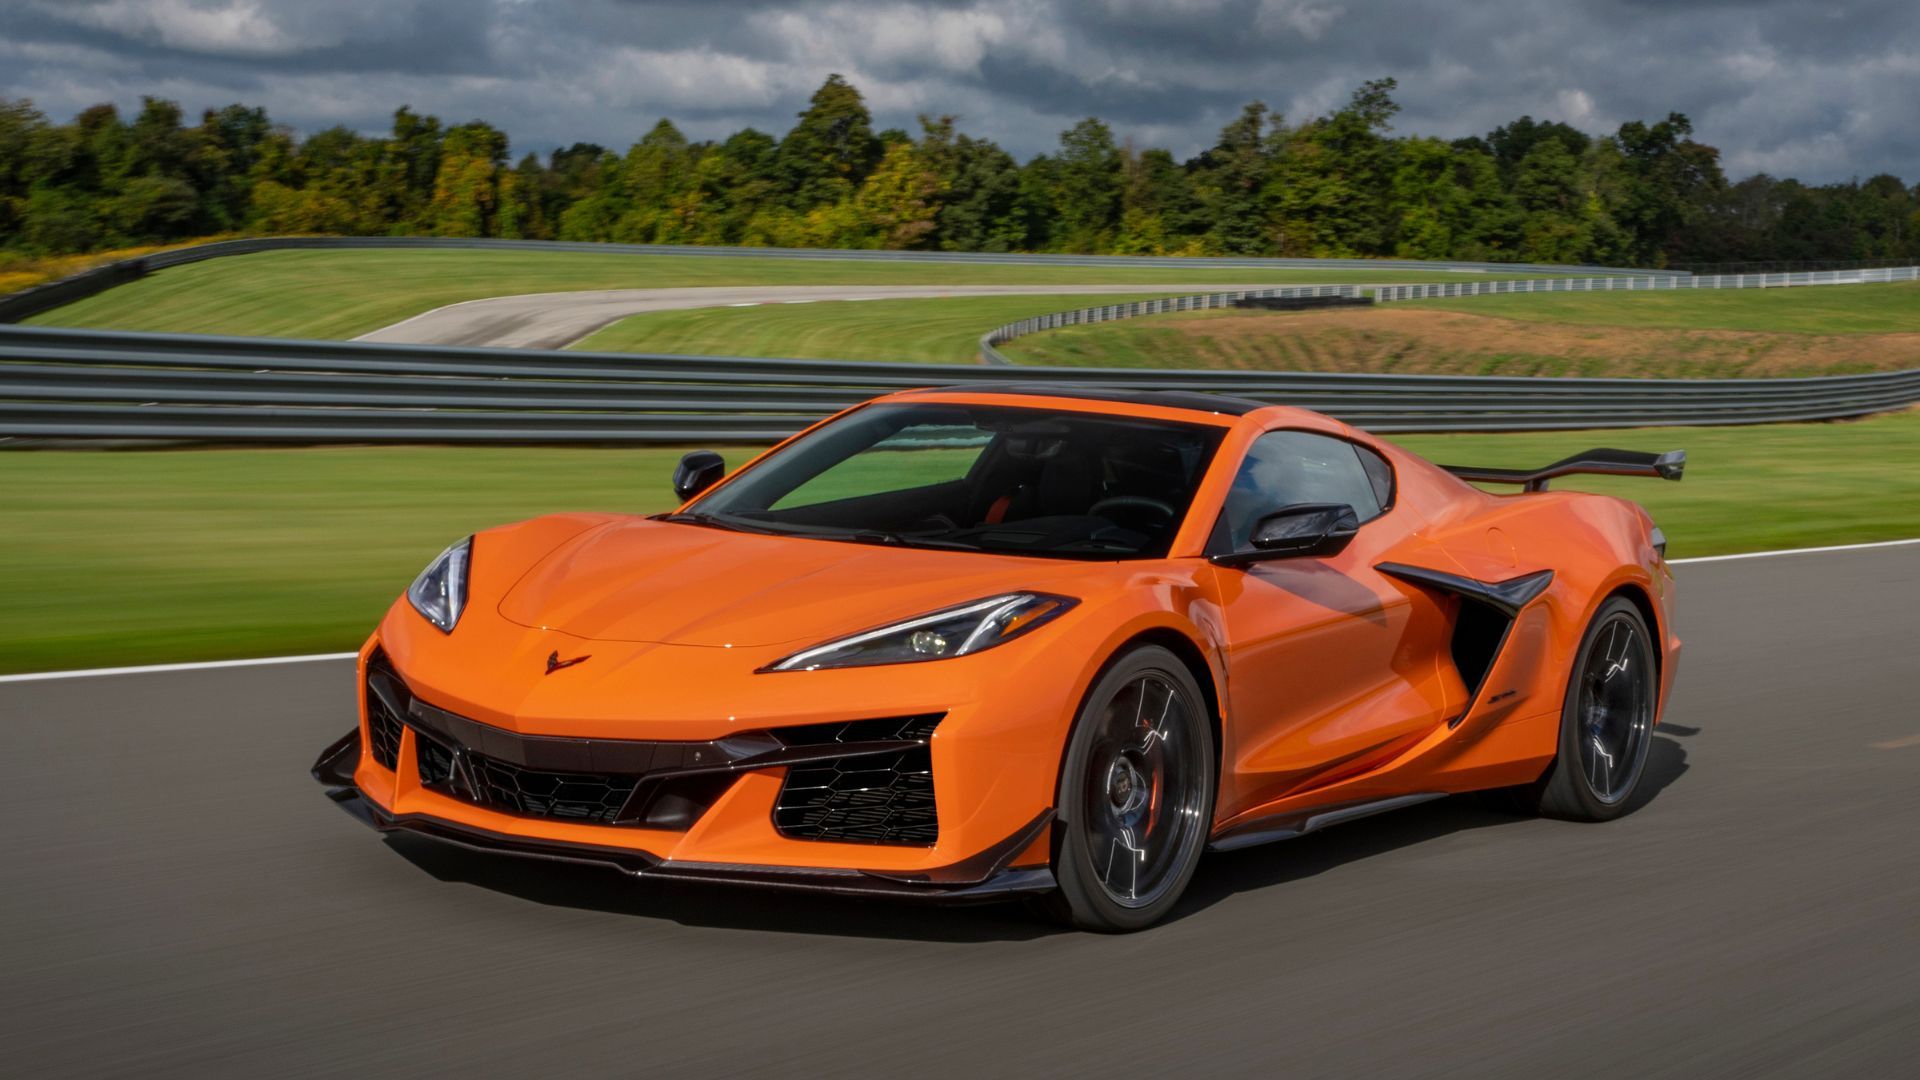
2 74 1915 268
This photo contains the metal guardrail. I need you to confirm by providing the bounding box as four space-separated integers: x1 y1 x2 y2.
5 324 1917 444
0 235 1673 325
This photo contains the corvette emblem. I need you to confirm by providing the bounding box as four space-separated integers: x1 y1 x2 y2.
545 650 590 675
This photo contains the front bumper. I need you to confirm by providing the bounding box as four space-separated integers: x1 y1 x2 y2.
312 726 1057 904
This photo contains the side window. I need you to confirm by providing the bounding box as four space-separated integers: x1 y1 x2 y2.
1217 431 1385 551
1354 443 1395 511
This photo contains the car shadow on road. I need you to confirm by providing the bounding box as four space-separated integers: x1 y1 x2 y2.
1626 728 1692 813
384 833 1068 942
1171 731 1691 924
381 732 1691 942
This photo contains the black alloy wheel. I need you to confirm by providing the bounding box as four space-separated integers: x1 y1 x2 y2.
1537 596 1658 821
1041 644 1215 932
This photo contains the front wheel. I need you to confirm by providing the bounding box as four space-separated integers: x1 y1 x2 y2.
1039 645 1215 932
1535 597 1658 821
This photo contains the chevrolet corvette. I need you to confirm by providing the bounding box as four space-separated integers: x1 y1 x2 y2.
313 384 1683 931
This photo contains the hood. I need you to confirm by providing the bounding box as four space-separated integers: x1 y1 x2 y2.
497 518 1109 648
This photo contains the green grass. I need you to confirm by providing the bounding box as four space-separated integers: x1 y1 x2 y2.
999 285 1920 377
992 309 1920 379
1000 315 1227 369
1415 281 1920 333
0 446 714 674
575 293 1186 363
4 410 1917 674
1398 412 1920 557
23 249 1540 341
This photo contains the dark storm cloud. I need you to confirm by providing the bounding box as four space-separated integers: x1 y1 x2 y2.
1 0 1914 182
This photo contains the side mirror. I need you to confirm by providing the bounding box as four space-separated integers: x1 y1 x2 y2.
672 450 726 501
1213 503 1360 566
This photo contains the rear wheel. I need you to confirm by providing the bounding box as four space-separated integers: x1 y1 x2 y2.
1536 597 1657 821
1039 645 1215 932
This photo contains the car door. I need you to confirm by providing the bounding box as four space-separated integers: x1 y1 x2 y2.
1206 430 1459 821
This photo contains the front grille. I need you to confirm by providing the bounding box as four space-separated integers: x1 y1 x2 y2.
466 753 642 824
368 656 941 842
363 653 405 770
772 714 942 845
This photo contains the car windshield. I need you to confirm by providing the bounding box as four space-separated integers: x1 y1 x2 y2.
678 402 1226 559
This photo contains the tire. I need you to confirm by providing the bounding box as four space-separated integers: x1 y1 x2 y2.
1535 597 1658 821
1037 644 1216 932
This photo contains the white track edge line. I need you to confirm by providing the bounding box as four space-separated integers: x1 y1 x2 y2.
0 652 357 684
3 537 1914 683
1667 537 1920 564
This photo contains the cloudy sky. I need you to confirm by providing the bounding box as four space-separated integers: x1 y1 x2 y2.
2 0 1915 183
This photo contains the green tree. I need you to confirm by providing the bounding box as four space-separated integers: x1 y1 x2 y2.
689 129 781 244
0 80 1895 268
20 187 101 251
614 119 700 242
776 74 880 210
622 120 694 209
0 100 50 240
1051 118 1122 251
192 104 273 230
1271 79 1401 255
1612 112 1725 264
1194 102 1279 253
854 139 946 248
428 121 507 237
495 154 547 239
918 119 1026 252
386 106 444 232
1479 115 1590 182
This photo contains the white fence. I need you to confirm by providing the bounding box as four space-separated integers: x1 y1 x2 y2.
1372 265 1920 302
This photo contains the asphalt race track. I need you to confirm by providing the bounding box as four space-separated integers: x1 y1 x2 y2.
3 544 1916 1077
353 283 1288 349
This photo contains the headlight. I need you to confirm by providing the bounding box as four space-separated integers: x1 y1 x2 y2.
761 592 1077 672
407 537 472 633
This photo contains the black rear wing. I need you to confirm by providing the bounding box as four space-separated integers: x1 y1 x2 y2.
1441 448 1685 492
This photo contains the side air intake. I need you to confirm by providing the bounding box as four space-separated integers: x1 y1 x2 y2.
1377 563 1554 723
771 715 943 845
1449 598 1510 697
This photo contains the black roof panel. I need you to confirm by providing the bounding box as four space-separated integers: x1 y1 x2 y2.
907 382 1269 417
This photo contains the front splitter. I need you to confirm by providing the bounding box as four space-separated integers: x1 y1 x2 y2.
320 780 1055 905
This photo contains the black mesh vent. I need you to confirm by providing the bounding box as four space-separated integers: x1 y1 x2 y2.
772 714 943 845
363 654 405 771
416 733 457 787
414 726 646 826
462 754 642 824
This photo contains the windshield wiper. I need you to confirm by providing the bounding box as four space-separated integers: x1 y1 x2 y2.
823 529 980 551
653 511 776 535
658 515 981 550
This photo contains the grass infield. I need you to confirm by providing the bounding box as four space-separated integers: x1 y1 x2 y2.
575 293 1185 364
1411 280 1920 334
22 248 1536 341
1001 282 1920 378
3 408 1916 674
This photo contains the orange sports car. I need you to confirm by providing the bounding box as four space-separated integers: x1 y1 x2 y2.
314 385 1683 931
